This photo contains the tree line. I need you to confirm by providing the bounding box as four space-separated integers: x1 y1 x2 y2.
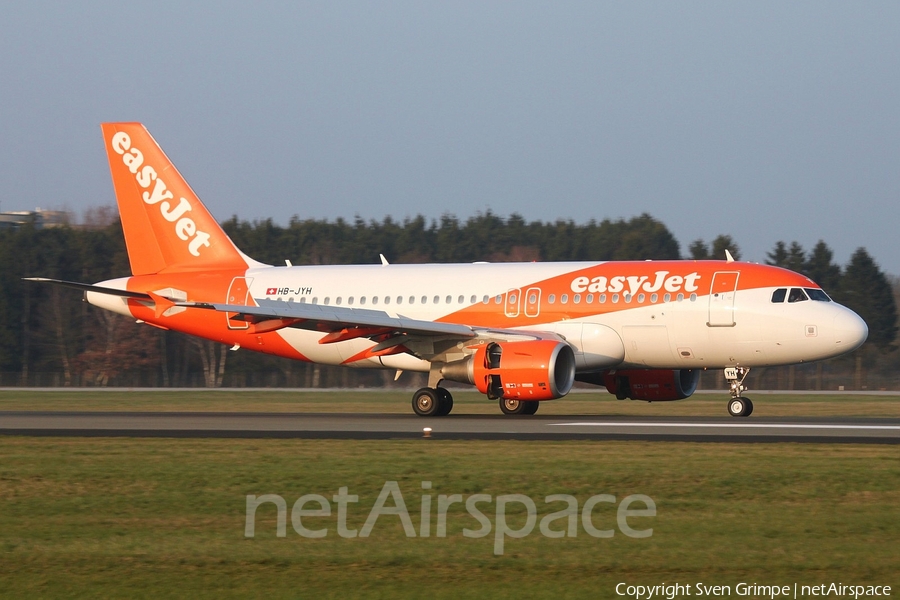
0 211 896 390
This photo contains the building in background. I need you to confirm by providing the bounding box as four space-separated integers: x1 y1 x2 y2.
0 209 69 230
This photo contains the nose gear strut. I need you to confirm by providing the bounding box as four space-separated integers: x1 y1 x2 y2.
724 367 753 417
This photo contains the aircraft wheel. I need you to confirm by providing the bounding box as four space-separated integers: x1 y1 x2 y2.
412 388 441 417
728 397 749 417
500 398 539 415
436 388 454 416
741 397 753 417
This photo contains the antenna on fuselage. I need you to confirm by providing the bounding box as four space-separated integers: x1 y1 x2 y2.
380 254 390 266
725 249 735 263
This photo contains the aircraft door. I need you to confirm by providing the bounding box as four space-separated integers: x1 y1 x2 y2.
225 277 253 330
708 271 739 327
505 288 521 318
524 287 541 317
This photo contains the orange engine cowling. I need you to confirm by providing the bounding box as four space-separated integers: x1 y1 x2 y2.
458 340 576 401
602 369 699 401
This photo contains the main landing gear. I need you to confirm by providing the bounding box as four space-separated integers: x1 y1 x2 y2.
410 387 540 417
411 387 454 417
499 398 540 415
724 367 753 417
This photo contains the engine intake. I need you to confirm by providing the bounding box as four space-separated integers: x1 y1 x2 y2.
442 340 576 400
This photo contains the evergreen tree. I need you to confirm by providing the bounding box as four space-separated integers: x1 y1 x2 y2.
710 235 740 260
839 248 898 351
766 241 788 267
803 241 841 292
688 239 709 260
785 242 805 273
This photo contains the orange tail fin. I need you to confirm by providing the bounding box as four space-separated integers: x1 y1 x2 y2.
101 123 253 275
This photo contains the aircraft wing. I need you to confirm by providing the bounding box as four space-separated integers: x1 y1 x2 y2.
176 298 556 362
25 278 556 360
179 297 477 339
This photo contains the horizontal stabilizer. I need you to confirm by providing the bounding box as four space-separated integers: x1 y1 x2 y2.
22 278 152 300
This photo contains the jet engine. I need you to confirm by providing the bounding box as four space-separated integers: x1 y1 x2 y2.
602 369 699 401
442 340 576 400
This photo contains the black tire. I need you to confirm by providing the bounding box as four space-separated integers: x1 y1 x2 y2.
499 398 539 415
522 401 540 415
412 387 441 417
436 388 454 416
727 397 747 417
741 397 753 417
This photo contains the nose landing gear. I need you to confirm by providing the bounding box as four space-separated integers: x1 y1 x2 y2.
724 367 753 417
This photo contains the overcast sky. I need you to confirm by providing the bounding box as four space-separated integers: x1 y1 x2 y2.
2 2 898 277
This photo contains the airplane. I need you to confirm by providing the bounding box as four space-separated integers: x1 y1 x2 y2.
27 123 869 418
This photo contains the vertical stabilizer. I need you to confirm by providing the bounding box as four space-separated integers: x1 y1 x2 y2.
101 123 250 275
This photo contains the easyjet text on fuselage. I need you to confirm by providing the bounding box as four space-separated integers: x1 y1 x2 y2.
570 271 701 296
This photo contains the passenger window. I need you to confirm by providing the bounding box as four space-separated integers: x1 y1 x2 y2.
548 294 556 304
409 296 415 304
396 296 403 305
495 295 502 304
663 293 670 302
788 288 808 303
599 294 607 303
422 296 428 304
336 297 342 305
347 297 354 305
690 293 697 302
637 293 645 303
528 293 537 304
771 288 787 303
470 295 477 303
573 294 581 304
324 297 330 305
300 297 307 304
312 297 318 304
624 293 632 303
434 296 440 304
446 295 452 304
586 293 594 303
384 297 390 305
651 293 658 303
561 294 568 304
371 297 378 305
805 288 831 302
482 295 489 304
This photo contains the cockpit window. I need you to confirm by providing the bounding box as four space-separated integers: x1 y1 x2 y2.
771 288 787 303
788 288 809 303
805 288 831 302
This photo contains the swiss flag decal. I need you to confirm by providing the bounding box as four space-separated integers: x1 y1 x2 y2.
266 287 277 295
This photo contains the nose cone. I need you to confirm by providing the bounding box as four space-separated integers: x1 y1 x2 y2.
833 308 868 352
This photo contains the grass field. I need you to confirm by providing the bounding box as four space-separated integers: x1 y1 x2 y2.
1 391 898 598
1 438 898 599
1 388 899 417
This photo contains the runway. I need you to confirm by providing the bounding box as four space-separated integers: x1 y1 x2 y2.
1 411 898 443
